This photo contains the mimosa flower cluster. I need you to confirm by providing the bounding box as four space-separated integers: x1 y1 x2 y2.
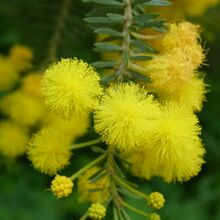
0 46 89 161
24 2 209 219
0 45 38 158
30 27 206 215
145 22 206 112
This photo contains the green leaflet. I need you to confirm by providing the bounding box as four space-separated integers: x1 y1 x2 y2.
131 39 158 54
107 13 125 23
92 61 117 68
86 0 124 7
84 0 170 80
130 55 152 61
95 28 123 37
94 42 122 52
143 0 172 6
84 17 113 24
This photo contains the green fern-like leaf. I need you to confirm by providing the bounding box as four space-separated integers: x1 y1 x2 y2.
84 0 171 81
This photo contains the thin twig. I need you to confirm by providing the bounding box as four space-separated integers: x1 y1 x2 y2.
115 0 133 81
41 0 72 70
70 138 103 150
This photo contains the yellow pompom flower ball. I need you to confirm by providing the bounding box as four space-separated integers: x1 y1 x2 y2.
42 58 103 119
0 120 29 158
87 203 106 220
159 75 207 112
0 57 18 91
126 102 205 183
146 102 205 183
162 22 201 50
51 175 73 199
94 83 161 152
21 72 42 97
8 45 33 72
147 48 194 94
161 22 205 70
149 213 161 220
77 166 110 204
147 192 165 210
27 127 72 175
0 91 43 126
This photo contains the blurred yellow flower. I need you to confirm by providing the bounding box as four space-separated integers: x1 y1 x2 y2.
125 148 157 180
21 72 42 97
184 0 220 17
0 120 29 158
28 126 72 175
41 111 89 142
77 166 110 204
8 45 33 72
0 57 18 91
0 91 44 126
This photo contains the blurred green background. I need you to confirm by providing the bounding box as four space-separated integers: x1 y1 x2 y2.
0 0 220 219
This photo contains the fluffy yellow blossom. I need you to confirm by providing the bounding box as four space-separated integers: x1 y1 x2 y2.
21 72 41 97
159 75 207 112
0 120 29 158
0 91 43 126
182 44 205 69
94 83 161 152
147 102 205 182
147 192 165 210
126 103 205 183
77 166 110 204
147 48 195 94
51 175 73 199
41 58 103 119
8 45 33 71
41 112 89 142
0 57 18 91
87 203 106 220
27 127 72 175
162 22 201 50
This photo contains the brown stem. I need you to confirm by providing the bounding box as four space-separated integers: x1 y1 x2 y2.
41 0 72 69
106 146 123 209
115 0 132 81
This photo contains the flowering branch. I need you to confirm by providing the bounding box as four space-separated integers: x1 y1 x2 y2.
42 0 72 68
115 0 133 81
